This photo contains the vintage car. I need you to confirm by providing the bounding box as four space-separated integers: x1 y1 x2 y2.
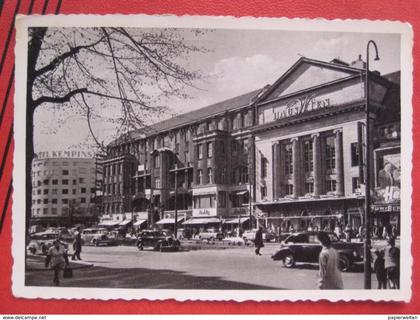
242 228 276 244
26 231 68 255
271 231 364 271
136 230 181 252
198 229 225 241
81 228 118 246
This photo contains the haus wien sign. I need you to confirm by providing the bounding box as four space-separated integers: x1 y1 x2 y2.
273 94 331 120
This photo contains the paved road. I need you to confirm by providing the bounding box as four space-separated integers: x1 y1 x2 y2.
26 243 377 289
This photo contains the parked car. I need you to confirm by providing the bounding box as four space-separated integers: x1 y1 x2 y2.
242 228 276 244
271 231 364 271
136 230 181 252
81 228 118 246
199 229 224 241
26 231 68 255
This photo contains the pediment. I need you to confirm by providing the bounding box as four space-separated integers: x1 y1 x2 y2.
261 59 361 102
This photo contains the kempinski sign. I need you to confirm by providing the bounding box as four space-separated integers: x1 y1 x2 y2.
36 150 95 159
273 94 331 120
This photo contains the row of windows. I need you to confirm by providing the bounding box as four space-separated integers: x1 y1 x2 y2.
33 161 93 167
32 167 94 177
32 187 94 195
33 177 87 187
32 197 89 205
192 191 248 209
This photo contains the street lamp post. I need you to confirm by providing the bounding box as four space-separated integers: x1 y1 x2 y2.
174 164 178 238
364 40 380 289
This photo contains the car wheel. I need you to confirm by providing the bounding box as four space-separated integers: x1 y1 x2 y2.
338 255 351 272
92 239 98 247
283 254 295 268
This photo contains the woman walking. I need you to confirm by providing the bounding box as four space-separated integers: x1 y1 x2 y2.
45 239 69 286
317 232 343 289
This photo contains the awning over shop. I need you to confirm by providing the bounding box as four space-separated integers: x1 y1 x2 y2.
233 190 248 196
224 217 250 224
133 219 147 226
155 218 185 225
98 220 120 227
182 217 221 225
119 219 132 226
266 214 342 221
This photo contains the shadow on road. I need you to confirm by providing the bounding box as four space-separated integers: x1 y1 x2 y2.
287 262 365 273
25 265 283 290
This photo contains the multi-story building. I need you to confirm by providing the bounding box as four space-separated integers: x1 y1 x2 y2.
30 151 101 227
103 56 400 234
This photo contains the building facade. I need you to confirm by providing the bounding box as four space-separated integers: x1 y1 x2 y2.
103 56 400 234
31 151 101 226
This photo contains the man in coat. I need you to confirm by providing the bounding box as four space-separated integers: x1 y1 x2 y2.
71 226 82 260
254 226 264 256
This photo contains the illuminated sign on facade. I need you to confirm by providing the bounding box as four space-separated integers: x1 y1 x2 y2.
273 94 331 120
36 150 95 159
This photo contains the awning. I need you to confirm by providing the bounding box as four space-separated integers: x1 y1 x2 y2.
224 217 250 224
98 220 120 227
155 218 185 225
119 219 132 226
133 219 147 226
182 217 221 225
233 190 249 196
266 214 342 221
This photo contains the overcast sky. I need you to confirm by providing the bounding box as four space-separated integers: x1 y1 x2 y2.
33 28 400 153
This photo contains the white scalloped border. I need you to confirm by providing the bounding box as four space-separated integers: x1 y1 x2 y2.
13 13 413 302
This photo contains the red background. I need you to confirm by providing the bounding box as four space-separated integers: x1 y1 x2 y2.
0 0 418 314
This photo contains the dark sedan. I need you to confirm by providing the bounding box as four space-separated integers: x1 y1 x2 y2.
271 231 364 271
136 230 181 252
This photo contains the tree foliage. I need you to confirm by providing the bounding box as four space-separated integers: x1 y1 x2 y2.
28 27 205 149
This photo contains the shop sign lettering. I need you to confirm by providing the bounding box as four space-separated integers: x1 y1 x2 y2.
36 150 95 159
273 94 331 120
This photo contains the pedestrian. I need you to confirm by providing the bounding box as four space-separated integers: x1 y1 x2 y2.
317 231 343 289
374 249 387 289
344 223 352 243
45 239 69 286
72 226 82 260
384 237 400 289
391 225 398 239
254 226 264 256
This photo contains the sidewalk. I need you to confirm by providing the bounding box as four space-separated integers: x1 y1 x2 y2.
26 254 93 271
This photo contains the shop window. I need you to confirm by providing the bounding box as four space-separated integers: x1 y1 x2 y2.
325 136 336 170
304 140 314 172
284 144 293 175
351 142 360 167
325 179 337 193
198 144 203 160
207 142 213 158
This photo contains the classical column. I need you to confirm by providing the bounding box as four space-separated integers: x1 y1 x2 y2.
291 137 300 198
272 142 281 199
334 129 344 196
311 133 322 197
